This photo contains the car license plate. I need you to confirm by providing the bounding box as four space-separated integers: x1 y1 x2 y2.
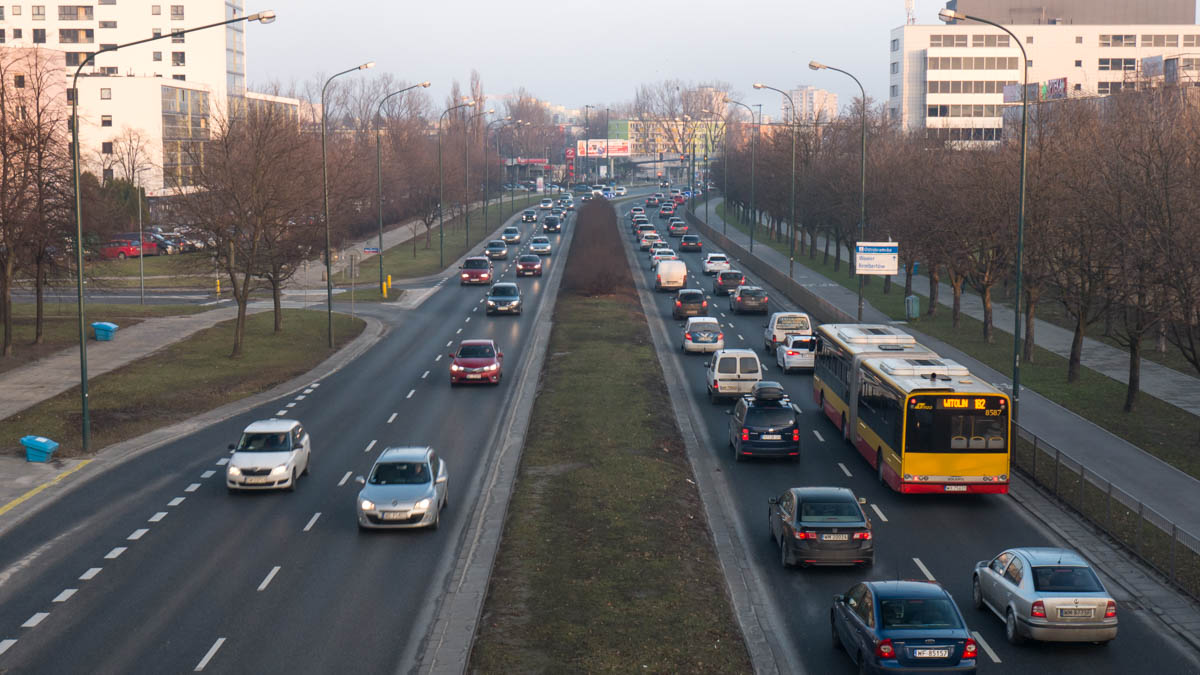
467 374 482 379
944 485 968 492
1059 608 1094 618
762 434 782 440
822 534 849 541
244 476 272 484
382 511 409 521
913 649 949 658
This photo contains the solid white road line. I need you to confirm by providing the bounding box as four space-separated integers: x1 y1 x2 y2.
365 440 378 453
104 547 126 560
216 457 229 466
870 503 889 523
21 613 48 628
407 390 415 399
422 370 429 379
970 630 1002 663
295 395 306 401
303 513 321 532
275 410 288 416
913 557 935 581
813 430 825 443
185 483 200 493
286 402 296 408
338 471 352 486
201 470 214 479
0 640 17 657
52 589 77 603
837 462 852 477
79 568 101 580
257 566 281 592
128 529 148 541
435 354 443 362
387 413 398 424
169 497 185 507
194 637 225 671
149 512 166 523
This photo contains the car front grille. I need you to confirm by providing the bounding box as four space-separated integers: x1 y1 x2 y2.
240 468 272 477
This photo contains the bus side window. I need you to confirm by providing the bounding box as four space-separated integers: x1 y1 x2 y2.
951 436 968 450
987 436 1004 449
969 436 986 449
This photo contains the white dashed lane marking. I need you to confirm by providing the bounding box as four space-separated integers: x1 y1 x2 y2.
407 390 415 399
971 631 1002 664
446 340 453 347
149 512 167 523
364 440 377 453
303 513 321 532
286 402 296 408
79 568 101 581
435 354 443 362
837 462 852 477
169 497 185 507
913 557 935 581
472 306 478 312
0 640 16 657
303 388 314 395
194 637 226 671
104 547 126 560
813 430 825 442
295 395 306 401
338 471 352 486
465 317 470 323
201 470 215 479
185 483 200 493
128 529 148 541
257 566 281 592
870 504 889 522
52 589 77 603
456 328 462 335
275 410 288 416
21 613 47 628
216 457 229 466
310 383 320 388
422 371 429 379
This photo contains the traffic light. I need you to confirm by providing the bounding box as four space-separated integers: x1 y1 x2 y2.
679 154 685 161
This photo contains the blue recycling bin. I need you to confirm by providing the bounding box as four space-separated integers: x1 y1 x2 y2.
21 435 59 463
92 321 119 341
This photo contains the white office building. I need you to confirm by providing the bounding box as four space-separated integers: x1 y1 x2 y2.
0 1 290 193
783 86 838 123
889 22 1200 143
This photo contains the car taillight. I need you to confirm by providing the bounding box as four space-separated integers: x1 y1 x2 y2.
963 638 977 659
684 332 692 341
786 350 798 356
772 335 778 343
763 296 768 302
1105 600 1117 618
874 639 895 658
717 333 724 340
1031 600 1046 618
794 531 817 540
656 274 662 283
852 531 871 540
792 428 800 442
714 379 720 390
741 428 749 441
736 296 742 302
675 300 682 307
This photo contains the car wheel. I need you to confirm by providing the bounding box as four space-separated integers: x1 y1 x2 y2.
117 252 126 260
972 576 984 610
857 654 869 675
286 469 297 492
877 451 885 486
732 440 743 463
831 615 842 650
303 453 311 476
430 507 440 530
780 540 791 568
1005 608 1025 645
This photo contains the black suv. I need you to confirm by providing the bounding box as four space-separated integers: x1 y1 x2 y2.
672 289 708 319
543 216 561 233
713 269 746 296
485 282 522 315
521 210 538 223
679 234 702 252
728 381 800 462
730 286 768 314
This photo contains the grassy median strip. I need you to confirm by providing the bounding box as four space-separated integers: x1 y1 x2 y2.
1 309 364 459
470 203 751 672
710 202 1200 480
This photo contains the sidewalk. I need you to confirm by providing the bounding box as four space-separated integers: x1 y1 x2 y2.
690 197 1200 536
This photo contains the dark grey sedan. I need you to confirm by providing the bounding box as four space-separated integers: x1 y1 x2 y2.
769 487 873 567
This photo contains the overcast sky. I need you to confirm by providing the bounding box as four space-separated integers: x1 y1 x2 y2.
248 0 1199 117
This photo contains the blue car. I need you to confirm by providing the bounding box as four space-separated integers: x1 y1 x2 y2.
831 580 977 674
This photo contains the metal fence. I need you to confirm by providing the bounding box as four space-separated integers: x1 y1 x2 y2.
1012 422 1200 602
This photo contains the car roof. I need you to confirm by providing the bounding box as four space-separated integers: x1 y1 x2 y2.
1011 547 1090 566
714 348 756 357
867 580 949 599
465 255 489 262
491 282 519 290
504 225 520 230
460 338 495 346
487 240 506 246
791 486 857 502
378 446 432 462
243 418 298 433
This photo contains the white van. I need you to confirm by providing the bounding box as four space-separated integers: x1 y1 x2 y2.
705 348 762 401
763 312 813 353
654 259 687 291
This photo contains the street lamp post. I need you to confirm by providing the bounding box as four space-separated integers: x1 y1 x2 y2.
725 98 757 251
939 8 1030 419
583 105 593 182
810 60 867 322
464 107 494 250
69 9 277 452
135 167 145 305
483 117 512 230
701 108 730 236
754 83 798 279
604 107 610 182
322 60 375 348
376 81 431 294
438 100 476 269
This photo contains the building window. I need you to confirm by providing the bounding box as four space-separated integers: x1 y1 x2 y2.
14 75 25 88
100 88 112 100
101 142 113 154
31 5 44 20
58 5 94 20
101 115 112 127
891 39 899 52
890 62 899 74
99 0 115 4
0 30 6 44
1097 82 1124 95
33 28 46 43
99 66 117 75
927 56 1019 70
102 168 113 183
153 51 162 62
170 4 183 19
99 43 115 50
1098 58 1136 71
172 51 185 66
172 74 185 81
1099 34 1135 47
65 52 89 66
1025 36 1033 44
171 31 184 43
1185 35 1200 48
10 5 20 15
13 29 22 40
59 29 94 44
152 4 161 15
1075 36 1083 44
971 34 1009 47
1074 83 1082 91
930 34 967 48
153 29 162 38
1027 59 1033 68
67 88 76 103
99 21 117 28
1074 60 1082 67
889 84 899 96
0 8 5 19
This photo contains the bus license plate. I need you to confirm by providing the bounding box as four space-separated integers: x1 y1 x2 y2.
944 485 968 492
762 434 781 440
914 649 949 658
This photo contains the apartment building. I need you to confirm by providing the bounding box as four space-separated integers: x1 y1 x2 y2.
782 86 838 123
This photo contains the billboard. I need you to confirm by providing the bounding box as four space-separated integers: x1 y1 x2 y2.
512 157 549 165
576 139 632 158
1003 83 1042 103
1043 77 1068 101
1142 55 1164 78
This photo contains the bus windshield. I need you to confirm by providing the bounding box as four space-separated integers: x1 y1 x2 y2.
905 395 1008 453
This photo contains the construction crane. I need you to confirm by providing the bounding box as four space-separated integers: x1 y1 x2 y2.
905 0 916 25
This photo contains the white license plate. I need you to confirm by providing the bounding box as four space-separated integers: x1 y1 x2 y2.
381 511 409 521
761 434 782 440
244 476 272 484
913 649 949 658
1059 608 1094 618
944 485 968 492
822 534 849 541
467 374 482 379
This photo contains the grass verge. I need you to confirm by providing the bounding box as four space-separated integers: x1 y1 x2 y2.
710 202 1200 480
0 309 364 459
470 204 752 671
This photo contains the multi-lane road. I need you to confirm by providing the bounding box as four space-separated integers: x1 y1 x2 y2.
0 205 574 673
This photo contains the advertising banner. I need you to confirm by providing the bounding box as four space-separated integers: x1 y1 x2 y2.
1043 77 1068 101
856 242 899 276
1143 55 1164 78
575 139 632 158
513 157 549 165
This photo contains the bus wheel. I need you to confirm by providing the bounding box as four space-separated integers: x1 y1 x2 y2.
841 414 849 443
876 451 885 485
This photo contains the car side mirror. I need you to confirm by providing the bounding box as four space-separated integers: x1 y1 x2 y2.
436 475 448 484
448 352 456 358
724 409 732 415
294 443 304 450
498 352 504 358
767 497 778 505
858 497 867 505
834 593 845 604
355 476 366 485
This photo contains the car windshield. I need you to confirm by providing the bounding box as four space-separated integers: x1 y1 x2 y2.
720 273 742 283
532 238 549 244
1032 566 1105 592
458 344 495 358
523 211 535 215
464 259 489 269
369 462 431 485
879 598 963 629
799 501 861 523
740 288 766 299
519 255 540 263
488 241 505 249
491 286 519 297
504 228 519 234
745 408 793 428
237 432 291 452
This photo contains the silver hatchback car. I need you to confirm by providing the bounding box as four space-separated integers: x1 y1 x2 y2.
972 547 1117 645
356 447 448 530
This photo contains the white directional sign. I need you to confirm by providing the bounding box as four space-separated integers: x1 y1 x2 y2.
856 242 899 276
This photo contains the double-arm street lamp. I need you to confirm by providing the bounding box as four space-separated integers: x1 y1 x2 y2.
725 98 757 251
483 116 513 229
69 9 277 451
463 107 494 249
375 81 431 294
323 61 375 348
438 99 476 269
939 8 1030 419
809 60 867 322
753 83 799 279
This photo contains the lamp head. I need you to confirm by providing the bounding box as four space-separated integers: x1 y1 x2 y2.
938 8 965 22
701 108 713 114
359 61 376 70
248 10 276 23
752 83 765 90
808 60 826 71
419 81 431 88
485 108 495 114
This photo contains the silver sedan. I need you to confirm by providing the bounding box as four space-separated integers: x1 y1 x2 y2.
356 446 448 530
972 547 1117 645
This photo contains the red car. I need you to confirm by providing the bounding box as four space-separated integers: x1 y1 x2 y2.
515 254 543 277
449 339 503 385
459 256 494 285
672 194 686 205
100 239 144 260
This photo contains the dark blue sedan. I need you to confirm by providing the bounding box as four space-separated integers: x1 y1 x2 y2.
831 580 977 674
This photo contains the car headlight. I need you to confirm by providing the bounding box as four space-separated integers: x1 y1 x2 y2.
360 499 375 511
450 364 462 372
486 363 499 371
270 465 288 476
227 466 242 477
413 498 432 511
487 300 496 306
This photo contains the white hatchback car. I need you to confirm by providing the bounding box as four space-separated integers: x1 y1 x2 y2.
615 186 627 196
226 419 311 492
683 317 724 353
776 335 816 373
703 253 731 275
